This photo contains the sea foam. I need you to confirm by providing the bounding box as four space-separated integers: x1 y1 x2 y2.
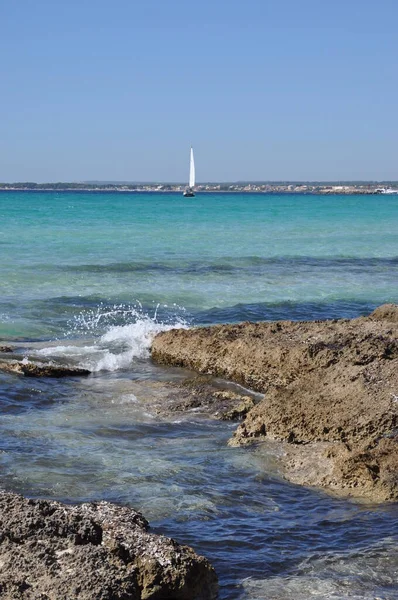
36 302 188 372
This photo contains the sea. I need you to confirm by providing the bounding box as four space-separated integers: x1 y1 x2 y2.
0 190 398 599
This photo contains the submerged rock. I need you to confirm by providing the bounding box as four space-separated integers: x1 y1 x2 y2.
152 304 398 502
0 360 90 377
155 375 258 421
0 492 218 600
0 346 13 353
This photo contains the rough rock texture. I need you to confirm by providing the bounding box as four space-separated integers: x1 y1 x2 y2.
152 305 398 502
0 360 90 377
156 376 258 421
0 492 218 600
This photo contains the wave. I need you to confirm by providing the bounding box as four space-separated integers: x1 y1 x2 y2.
35 303 188 372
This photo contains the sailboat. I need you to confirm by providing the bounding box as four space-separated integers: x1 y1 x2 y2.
183 147 195 197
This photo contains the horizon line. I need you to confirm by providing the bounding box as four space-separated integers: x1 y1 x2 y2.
1 180 398 185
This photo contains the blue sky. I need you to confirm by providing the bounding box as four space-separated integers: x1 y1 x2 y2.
1 0 398 182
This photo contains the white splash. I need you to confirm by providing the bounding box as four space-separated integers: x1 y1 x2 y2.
36 302 189 372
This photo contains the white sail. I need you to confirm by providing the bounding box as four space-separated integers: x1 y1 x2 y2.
189 147 195 188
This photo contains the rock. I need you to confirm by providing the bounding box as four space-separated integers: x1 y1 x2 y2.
0 346 13 353
220 396 255 421
152 304 398 502
276 437 398 503
156 375 258 421
0 492 218 600
369 303 398 323
0 360 91 377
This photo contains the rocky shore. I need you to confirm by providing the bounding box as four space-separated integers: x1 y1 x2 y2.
0 492 217 600
152 304 398 503
1 306 396 597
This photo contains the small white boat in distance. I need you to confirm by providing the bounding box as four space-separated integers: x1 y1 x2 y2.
183 147 195 197
378 187 398 194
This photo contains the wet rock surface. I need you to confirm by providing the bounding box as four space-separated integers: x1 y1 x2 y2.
0 492 218 600
152 304 398 502
155 375 258 421
0 360 91 377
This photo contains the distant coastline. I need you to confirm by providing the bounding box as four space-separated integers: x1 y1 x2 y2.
0 181 397 194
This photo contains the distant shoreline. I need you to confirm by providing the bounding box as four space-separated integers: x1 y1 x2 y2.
0 184 396 195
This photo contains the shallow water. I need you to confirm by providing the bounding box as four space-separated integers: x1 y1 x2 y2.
0 191 397 598
1 365 397 599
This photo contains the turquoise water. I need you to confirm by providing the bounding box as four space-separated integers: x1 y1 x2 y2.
1 191 398 339
0 191 398 599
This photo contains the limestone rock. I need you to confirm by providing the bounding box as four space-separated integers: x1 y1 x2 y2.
152 304 398 502
0 492 218 600
0 360 90 377
155 375 258 421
